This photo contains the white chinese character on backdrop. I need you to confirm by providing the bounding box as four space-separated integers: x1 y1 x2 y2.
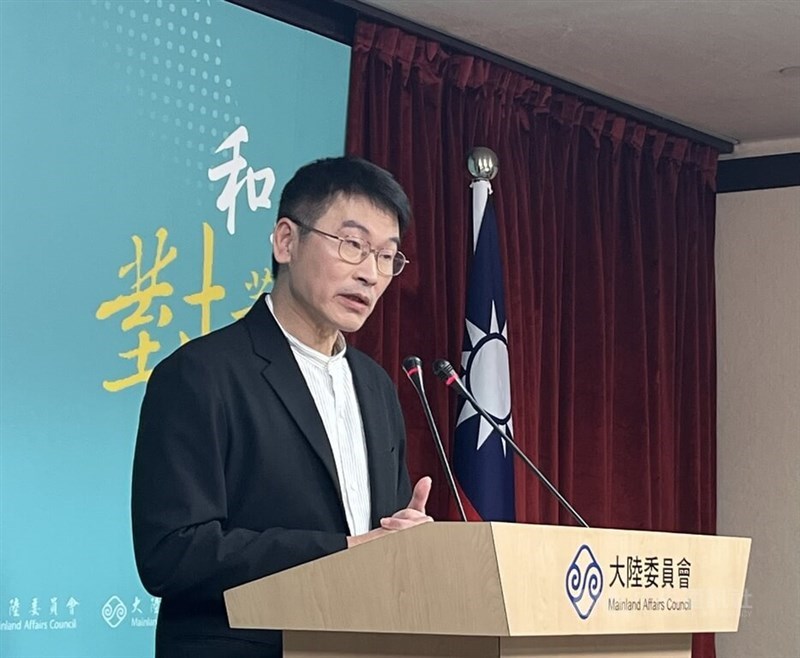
208 125 275 235
30 598 40 617
8 598 20 617
150 597 161 615
132 596 142 614
66 597 79 615
50 597 58 616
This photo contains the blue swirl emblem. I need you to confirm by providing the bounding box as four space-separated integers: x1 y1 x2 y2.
566 544 603 619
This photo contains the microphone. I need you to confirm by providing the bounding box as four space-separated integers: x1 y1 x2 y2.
402 356 468 522
432 359 589 528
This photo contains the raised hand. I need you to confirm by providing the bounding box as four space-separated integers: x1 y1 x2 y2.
347 477 434 547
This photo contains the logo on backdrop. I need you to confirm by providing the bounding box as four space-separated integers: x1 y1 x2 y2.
101 595 128 628
1 596 80 632
565 544 604 620
98 594 159 629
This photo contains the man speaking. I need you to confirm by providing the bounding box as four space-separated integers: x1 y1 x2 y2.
132 157 432 657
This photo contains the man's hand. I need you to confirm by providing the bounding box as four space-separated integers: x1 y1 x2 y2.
346 477 433 548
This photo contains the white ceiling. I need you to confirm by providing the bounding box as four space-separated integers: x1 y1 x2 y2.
360 0 800 153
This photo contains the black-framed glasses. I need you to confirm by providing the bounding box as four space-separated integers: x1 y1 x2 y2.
287 218 409 276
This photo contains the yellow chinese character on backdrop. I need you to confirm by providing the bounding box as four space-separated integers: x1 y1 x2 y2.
179 222 226 344
231 267 273 320
96 228 177 392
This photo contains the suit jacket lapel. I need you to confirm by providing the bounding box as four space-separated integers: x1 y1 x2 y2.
348 353 396 528
243 296 343 507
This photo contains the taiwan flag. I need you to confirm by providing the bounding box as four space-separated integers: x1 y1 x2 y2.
452 180 515 522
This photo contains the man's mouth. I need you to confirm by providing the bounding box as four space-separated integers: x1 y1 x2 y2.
340 292 371 307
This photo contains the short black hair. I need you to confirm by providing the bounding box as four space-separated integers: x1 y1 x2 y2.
271 156 411 277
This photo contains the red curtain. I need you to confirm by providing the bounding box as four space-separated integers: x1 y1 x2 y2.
346 20 717 657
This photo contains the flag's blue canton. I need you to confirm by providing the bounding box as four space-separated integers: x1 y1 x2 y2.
453 199 515 521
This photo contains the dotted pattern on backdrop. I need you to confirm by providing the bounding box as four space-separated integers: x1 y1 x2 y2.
81 0 242 193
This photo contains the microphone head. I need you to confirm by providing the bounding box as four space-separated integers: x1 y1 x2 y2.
402 355 423 380
432 359 456 380
402 355 422 372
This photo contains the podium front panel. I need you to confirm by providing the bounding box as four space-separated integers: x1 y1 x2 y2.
284 631 692 658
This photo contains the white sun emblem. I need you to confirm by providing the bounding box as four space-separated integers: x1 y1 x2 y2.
457 300 513 453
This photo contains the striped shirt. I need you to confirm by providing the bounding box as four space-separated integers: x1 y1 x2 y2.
265 295 371 535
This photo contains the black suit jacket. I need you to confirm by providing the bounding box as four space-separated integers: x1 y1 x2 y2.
132 295 412 656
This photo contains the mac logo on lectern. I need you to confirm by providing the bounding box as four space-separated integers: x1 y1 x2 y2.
565 544 604 619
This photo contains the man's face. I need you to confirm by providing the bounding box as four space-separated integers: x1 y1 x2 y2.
278 194 400 336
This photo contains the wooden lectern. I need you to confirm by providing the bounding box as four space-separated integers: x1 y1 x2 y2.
224 523 750 658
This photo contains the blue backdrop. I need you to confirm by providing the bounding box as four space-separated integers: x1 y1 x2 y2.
0 1 349 655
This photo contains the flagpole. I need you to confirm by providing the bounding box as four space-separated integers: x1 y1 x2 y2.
462 147 589 528
453 147 517 521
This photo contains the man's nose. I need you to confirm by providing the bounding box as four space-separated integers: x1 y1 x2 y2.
354 250 380 283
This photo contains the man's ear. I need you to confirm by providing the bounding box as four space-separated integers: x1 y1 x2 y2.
272 217 295 266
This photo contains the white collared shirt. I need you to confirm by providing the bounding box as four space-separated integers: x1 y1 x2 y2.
265 295 371 535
